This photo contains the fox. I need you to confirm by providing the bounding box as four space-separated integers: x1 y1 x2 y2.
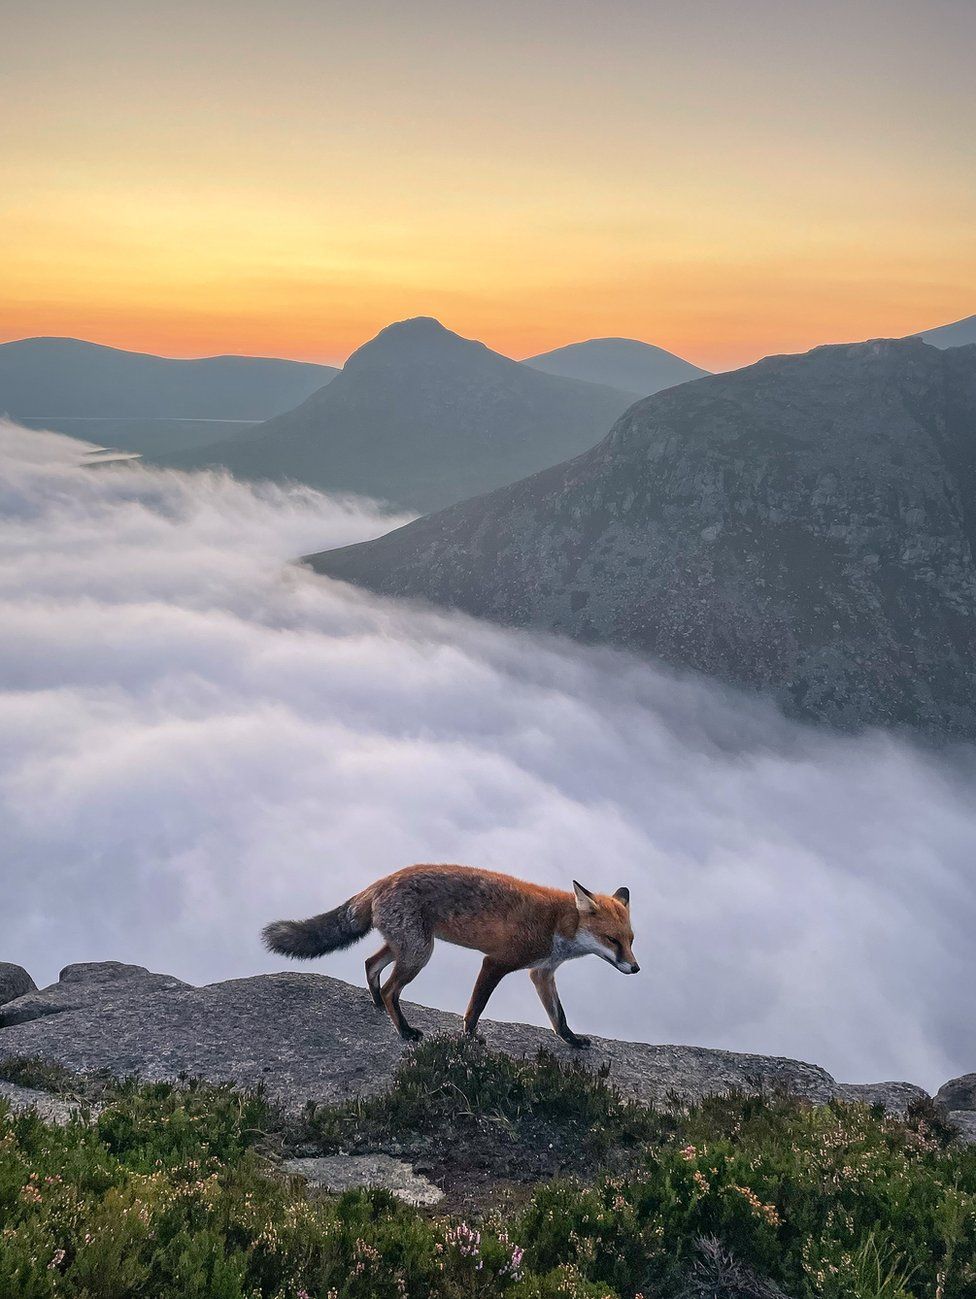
262 864 638 1047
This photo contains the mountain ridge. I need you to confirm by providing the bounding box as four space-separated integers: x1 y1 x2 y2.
917 312 976 350
0 335 339 456
0 335 337 418
308 336 976 736
157 316 639 512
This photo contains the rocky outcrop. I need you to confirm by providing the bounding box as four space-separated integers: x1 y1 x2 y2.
935 1073 976 1141
0 1080 99 1125
0 965 949 1125
309 338 976 737
0 963 35 1008
835 1080 930 1112
280 1154 444 1207
950 1113 976 1143
0 961 189 1027
936 1073 976 1112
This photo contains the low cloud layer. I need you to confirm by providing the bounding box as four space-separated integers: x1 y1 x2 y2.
2 421 975 1089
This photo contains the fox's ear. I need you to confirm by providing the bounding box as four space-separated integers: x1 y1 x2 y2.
613 886 630 908
573 880 597 914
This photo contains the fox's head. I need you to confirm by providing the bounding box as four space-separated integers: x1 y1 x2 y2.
572 881 639 973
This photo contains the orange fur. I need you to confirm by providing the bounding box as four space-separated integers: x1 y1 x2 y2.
264 863 639 1046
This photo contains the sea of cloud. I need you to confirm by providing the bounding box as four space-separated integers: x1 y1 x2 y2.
2 420 975 1089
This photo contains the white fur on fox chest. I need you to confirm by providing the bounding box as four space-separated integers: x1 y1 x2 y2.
531 930 613 971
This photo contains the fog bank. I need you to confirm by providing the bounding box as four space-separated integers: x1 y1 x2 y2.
2 421 974 1089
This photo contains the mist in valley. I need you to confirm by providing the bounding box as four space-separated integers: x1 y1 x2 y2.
2 420 974 1090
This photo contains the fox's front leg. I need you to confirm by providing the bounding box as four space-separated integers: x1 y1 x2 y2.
464 957 516 1039
529 968 590 1049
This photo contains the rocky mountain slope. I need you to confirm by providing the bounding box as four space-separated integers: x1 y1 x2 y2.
2 959 971 1132
918 312 976 350
0 336 337 455
159 318 636 512
524 336 708 396
309 338 976 736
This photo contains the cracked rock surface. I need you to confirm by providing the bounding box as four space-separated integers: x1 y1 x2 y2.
0 964 941 1121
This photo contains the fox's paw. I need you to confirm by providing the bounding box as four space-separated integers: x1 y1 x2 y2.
399 1026 424 1044
462 1027 486 1044
563 1033 591 1050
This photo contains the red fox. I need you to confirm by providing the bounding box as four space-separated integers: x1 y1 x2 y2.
262 864 638 1047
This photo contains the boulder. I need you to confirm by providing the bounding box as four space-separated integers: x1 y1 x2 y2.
948 1112 976 1145
0 1080 100 1125
0 968 918 1117
936 1073 976 1112
280 1154 443 1206
0 961 188 1027
0 963 36 1008
837 1080 930 1115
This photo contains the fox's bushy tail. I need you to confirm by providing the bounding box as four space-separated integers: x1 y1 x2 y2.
262 890 374 960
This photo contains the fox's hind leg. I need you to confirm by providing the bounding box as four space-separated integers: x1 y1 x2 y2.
371 889 434 1042
381 938 433 1042
365 943 393 1009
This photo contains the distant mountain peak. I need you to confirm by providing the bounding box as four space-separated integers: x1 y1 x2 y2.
542 336 683 354
524 336 708 397
159 317 635 512
383 315 451 336
370 316 457 346
343 317 489 374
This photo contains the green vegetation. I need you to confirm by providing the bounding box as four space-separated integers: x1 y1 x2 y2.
1 1038 975 1298
304 1034 671 1157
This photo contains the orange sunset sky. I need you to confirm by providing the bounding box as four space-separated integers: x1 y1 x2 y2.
4 0 974 372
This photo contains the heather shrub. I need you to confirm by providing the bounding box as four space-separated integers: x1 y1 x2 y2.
2 1042 975 1298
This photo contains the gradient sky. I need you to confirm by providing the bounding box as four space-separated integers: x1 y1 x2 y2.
3 0 974 370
